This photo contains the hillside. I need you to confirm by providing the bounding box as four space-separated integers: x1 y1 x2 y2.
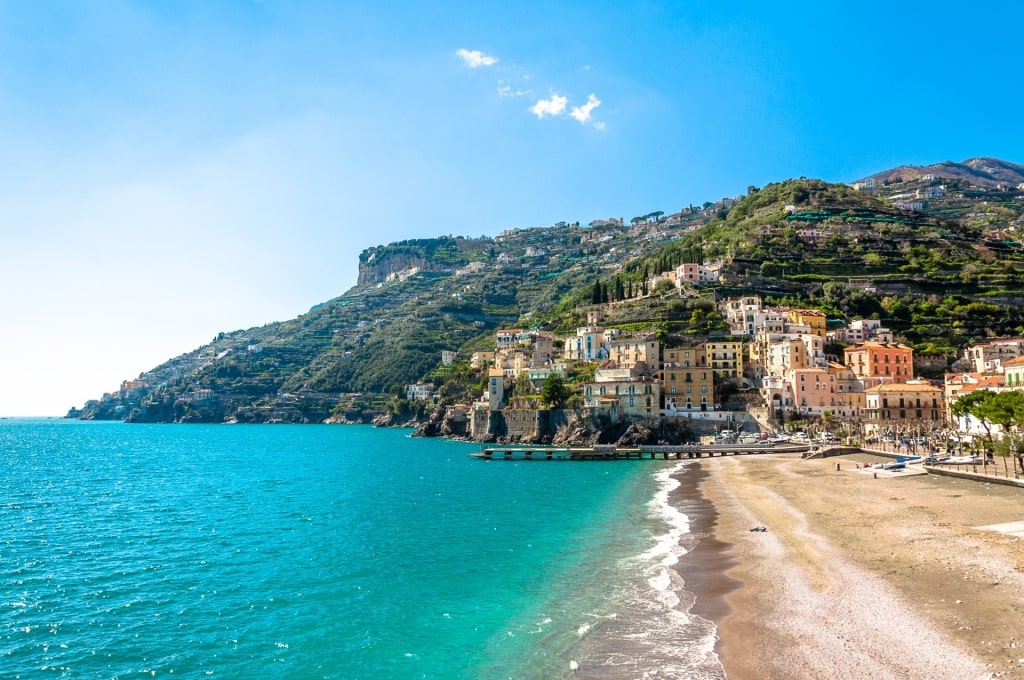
863 157 1024 188
71 160 1024 423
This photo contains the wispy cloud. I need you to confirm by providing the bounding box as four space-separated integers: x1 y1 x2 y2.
530 93 567 118
570 94 601 125
456 48 498 68
497 83 531 98
459 48 605 128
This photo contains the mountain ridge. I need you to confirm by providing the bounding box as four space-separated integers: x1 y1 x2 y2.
862 156 1024 188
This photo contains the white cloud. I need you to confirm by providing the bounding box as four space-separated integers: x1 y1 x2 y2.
497 83 531 98
456 48 498 68
570 93 601 125
530 93 567 118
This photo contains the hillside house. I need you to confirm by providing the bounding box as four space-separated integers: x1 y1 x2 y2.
406 383 435 401
495 328 526 350
609 333 661 371
1004 356 1024 388
966 338 1024 373
470 351 495 369
564 325 610 361
844 341 915 386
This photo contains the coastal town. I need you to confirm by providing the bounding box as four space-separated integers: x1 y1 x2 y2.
68 164 1024 465
405 286 1024 460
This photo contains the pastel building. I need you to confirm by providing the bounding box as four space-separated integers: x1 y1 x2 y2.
1004 356 1024 388
702 339 743 380
863 381 944 435
787 309 828 338
661 350 713 411
967 338 1024 374
829 362 866 419
791 368 838 415
487 368 506 410
564 325 610 361
844 341 914 386
582 369 661 419
609 333 660 371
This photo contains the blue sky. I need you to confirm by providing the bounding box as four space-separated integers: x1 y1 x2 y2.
2 1 1022 416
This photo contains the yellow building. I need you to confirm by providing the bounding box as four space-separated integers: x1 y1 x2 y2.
701 339 743 380
787 308 828 337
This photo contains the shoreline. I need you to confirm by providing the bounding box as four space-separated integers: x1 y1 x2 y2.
693 452 1024 679
670 464 740 664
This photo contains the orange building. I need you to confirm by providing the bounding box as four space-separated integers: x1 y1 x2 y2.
844 341 914 385
661 347 713 411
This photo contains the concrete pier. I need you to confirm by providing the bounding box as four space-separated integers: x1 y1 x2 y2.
472 443 809 461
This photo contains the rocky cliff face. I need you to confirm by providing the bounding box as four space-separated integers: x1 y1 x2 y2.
356 236 489 285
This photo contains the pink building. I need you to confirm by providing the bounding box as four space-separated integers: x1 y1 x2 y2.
790 368 838 415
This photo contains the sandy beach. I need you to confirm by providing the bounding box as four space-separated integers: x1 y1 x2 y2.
690 452 1024 680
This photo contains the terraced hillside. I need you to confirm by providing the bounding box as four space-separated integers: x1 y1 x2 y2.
71 160 1024 423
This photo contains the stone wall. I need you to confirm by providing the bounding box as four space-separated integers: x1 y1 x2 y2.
469 408 576 443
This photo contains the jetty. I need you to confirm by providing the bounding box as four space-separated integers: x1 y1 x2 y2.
471 443 811 461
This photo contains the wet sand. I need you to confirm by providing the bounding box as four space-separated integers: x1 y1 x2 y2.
695 452 1024 679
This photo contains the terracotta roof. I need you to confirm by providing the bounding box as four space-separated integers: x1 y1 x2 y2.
845 341 912 351
866 382 942 393
959 376 1006 394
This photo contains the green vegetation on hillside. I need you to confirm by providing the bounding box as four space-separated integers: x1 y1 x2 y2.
73 165 1024 423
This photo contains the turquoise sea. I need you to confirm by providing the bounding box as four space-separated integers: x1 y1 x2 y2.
0 420 724 679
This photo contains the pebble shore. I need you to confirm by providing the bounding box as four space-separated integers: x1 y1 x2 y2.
697 453 1024 680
